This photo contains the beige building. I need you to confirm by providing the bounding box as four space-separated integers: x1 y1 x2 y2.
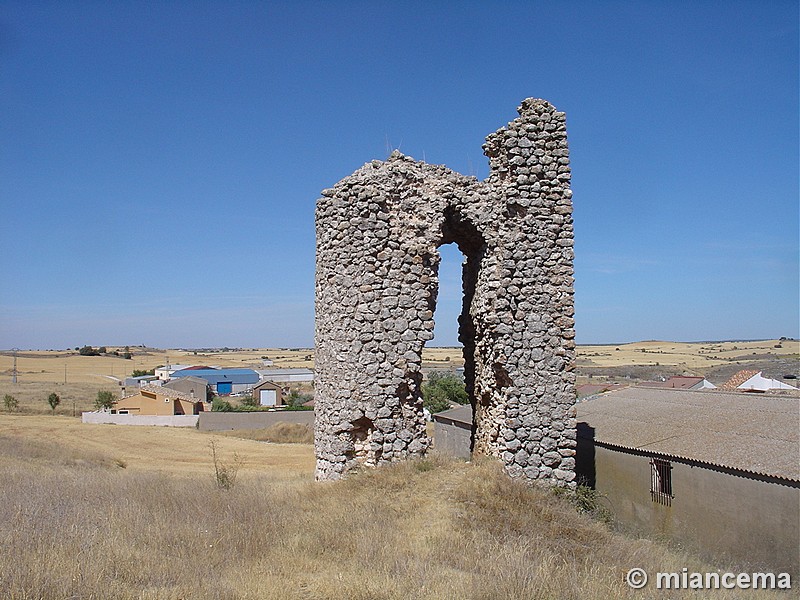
113 384 205 416
577 387 799 574
163 375 209 402
252 380 285 407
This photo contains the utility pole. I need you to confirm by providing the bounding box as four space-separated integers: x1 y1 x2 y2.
11 348 18 384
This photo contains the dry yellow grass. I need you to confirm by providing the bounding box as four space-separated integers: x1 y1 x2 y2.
0 415 780 599
577 338 798 371
0 347 318 385
0 415 314 479
3 339 795 387
216 422 315 445
0 381 117 416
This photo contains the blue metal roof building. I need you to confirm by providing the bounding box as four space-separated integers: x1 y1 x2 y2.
170 368 260 395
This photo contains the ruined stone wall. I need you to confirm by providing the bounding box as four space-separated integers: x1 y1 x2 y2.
314 98 576 486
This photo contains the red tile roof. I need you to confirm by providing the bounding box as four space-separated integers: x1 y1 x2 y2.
720 370 759 390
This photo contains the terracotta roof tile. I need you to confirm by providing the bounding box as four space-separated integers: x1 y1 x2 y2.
720 370 760 390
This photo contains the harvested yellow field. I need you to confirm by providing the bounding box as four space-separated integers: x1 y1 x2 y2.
0 347 316 386
0 414 315 480
577 339 798 371
2 339 796 386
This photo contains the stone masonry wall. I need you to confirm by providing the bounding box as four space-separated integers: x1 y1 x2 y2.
314 99 576 486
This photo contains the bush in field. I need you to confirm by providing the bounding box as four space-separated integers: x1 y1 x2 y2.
285 389 313 410
47 392 61 414
3 394 18 412
78 345 100 356
422 371 468 414
211 398 233 412
95 390 116 410
239 394 258 408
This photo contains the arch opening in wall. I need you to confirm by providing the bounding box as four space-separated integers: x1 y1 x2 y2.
426 242 471 448
427 209 488 455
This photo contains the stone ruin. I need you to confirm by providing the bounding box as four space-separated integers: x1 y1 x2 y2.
314 98 576 487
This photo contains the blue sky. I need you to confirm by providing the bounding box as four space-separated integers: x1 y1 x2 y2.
1 1 797 349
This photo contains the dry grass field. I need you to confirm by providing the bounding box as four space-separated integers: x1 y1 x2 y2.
1 339 796 413
0 347 316 387
3 339 796 386
576 338 799 370
0 415 774 600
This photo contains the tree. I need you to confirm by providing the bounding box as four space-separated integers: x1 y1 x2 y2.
422 386 451 414
47 392 61 414
95 390 115 410
422 371 468 414
3 394 18 412
78 345 99 356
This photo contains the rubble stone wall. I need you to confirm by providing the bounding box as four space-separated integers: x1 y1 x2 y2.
314 98 576 486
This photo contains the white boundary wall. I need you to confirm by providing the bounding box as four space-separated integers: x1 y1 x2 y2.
81 412 199 427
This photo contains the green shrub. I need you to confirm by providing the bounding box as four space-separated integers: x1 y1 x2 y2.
422 386 451 414
3 394 18 412
47 393 61 414
286 389 313 408
239 394 258 408
422 371 468 414
95 390 116 410
211 398 233 412
553 484 613 525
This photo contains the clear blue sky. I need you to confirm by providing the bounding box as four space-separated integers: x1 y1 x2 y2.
1 1 797 349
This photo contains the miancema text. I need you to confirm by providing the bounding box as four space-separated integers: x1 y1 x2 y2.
658 569 791 590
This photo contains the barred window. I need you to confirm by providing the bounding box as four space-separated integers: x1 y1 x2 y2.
650 458 673 505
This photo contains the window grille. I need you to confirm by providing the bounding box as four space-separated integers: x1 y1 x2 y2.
650 458 673 505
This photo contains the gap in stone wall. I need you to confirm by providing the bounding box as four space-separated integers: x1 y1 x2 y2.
430 243 463 349
428 238 483 454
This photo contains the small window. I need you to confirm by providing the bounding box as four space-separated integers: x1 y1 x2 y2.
650 458 673 505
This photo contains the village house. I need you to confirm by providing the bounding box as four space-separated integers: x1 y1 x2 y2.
251 379 285 406
112 384 205 416
576 386 799 574
162 375 209 401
